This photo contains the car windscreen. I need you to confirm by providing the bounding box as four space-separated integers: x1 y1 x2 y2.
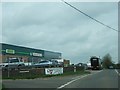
39 61 49 63
4 59 20 63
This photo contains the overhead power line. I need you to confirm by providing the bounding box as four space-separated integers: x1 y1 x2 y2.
61 0 118 32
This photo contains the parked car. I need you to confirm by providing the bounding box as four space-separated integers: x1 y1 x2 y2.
75 63 88 70
87 63 91 69
109 65 114 69
34 60 59 68
0 58 25 69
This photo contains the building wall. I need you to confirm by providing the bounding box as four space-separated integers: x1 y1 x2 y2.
1 43 62 63
1 54 44 64
44 51 62 60
1 43 44 57
2 54 29 62
0 54 2 63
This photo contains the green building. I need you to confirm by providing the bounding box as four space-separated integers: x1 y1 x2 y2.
0 43 62 63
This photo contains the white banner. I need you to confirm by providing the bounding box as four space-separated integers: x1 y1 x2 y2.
45 68 63 75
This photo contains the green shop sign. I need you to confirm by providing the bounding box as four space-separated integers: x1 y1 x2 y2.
6 49 15 54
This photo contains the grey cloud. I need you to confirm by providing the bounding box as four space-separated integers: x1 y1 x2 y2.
2 2 118 64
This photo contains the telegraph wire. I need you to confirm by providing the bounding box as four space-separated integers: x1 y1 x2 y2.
61 0 118 32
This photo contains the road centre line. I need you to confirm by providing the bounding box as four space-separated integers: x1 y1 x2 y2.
57 70 103 89
115 69 120 76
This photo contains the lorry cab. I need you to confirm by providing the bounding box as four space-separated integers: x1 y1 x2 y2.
90 56 101 70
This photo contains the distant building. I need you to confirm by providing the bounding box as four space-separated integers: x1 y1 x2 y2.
63 59 70 67
0 43 62 63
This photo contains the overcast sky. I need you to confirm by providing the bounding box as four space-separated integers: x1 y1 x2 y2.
1 2 118 64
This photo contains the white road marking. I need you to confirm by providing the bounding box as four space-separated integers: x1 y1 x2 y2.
57 75 88 89
57 70 103 89
115 69 120 76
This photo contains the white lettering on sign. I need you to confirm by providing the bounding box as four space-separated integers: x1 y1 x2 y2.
45 68 63 75
32 53 42 57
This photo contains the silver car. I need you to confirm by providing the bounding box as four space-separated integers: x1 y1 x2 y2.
34 60 59 68
0 58 25 69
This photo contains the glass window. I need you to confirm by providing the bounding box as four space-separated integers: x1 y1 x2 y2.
10 59 19 63
39 61 48 63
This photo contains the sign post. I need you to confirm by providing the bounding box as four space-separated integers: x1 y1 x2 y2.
74 66 76 72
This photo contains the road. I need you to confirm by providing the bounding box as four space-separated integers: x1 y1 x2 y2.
58 69 119 89
2 69 119 89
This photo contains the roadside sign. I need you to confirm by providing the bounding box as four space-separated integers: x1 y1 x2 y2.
45 68 63 75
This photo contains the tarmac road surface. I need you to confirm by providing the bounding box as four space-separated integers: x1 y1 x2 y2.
2 69 119 89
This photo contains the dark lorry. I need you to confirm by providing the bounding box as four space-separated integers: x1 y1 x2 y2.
90 56 102 70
